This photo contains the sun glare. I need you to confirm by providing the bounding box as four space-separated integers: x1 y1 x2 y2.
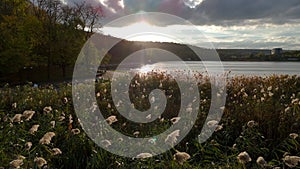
138 64 154 74
125 21 176 43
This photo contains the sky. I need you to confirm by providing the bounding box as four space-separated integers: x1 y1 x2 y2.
62 0 300 50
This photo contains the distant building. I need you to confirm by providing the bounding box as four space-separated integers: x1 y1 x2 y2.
271 48 283 55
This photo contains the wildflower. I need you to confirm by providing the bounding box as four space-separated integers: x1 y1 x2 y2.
133 131 140 137
165 130 180 146
43 106 52 114
101 140 111 148
50 121 55 128
186 107 193 113
22 110 35 121
237 151 252 164
12 102 17 109
268 92 274 97
136 153 153 159
63 97 68 104
240 88 245 92
69 115 73 124
52 148 62 155
146 114 151 120
267 86 272 91
58 116 65 121
283 155 300 168
232 144 237 150
96 92 101 97
148 138 157 144
292 98 299 104
106 115 118 125
256 156 267 166
117 137 124 142
12 114 22 123
34 157 47 168
207 120 218 128
285 107 291 113
10 159 23 169
247 120 256 128
39 132 55 145
170 117 181 124
71 128 80 135
17 155 25 160
25 142 32 150
243 92 248 98
215 124 223 132
29 125 40 134
173 151 190 165
289 133 299 139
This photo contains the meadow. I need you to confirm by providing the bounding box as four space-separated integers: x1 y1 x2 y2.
0 72 299 169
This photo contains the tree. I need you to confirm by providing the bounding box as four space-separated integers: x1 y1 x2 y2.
73 1 104 39
0 0 35 75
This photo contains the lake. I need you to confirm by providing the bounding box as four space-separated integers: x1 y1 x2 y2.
136 61 300 76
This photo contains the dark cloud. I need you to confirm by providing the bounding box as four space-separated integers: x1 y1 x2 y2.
191 0 300 25
62 0 300 26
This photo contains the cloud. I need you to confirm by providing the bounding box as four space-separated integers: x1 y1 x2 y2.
61 0 300 26
190 0 300 25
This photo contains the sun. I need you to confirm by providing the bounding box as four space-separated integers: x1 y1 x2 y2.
125 21 176 43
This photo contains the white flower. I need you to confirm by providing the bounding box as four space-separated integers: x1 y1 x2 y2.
148 138 157 144
136 153 153 159
69 115 73 124
247 120 256 128
25 142 32 150
237 151 252 164
215 124 223 132
22 110 35 121
39 132 55 145
207 120 218 128
268 92 274 97
12 102 17 109
34 157 47 168
10 159 23 169
133 131 140 137
58 116 65 121
146 114 152 120
43 106 52 114
101 140 111 148
106 115 118 125
170 117 181 124
283 155 300 168
267 86 272 91
52 148 62 155
186 107 193 113
71 128 80 135
165 130 180 146
11 114 22 123
173 151 190 165
29 125 40 134
289 133 299 139
50 121 55 128
63 97 68 104
256 156 267 166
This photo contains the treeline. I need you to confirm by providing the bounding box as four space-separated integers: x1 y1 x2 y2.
0 0 103 82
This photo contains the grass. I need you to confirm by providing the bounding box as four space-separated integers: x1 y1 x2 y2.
0 72 299 168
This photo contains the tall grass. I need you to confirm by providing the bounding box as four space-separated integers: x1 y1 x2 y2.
0 73 299 168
